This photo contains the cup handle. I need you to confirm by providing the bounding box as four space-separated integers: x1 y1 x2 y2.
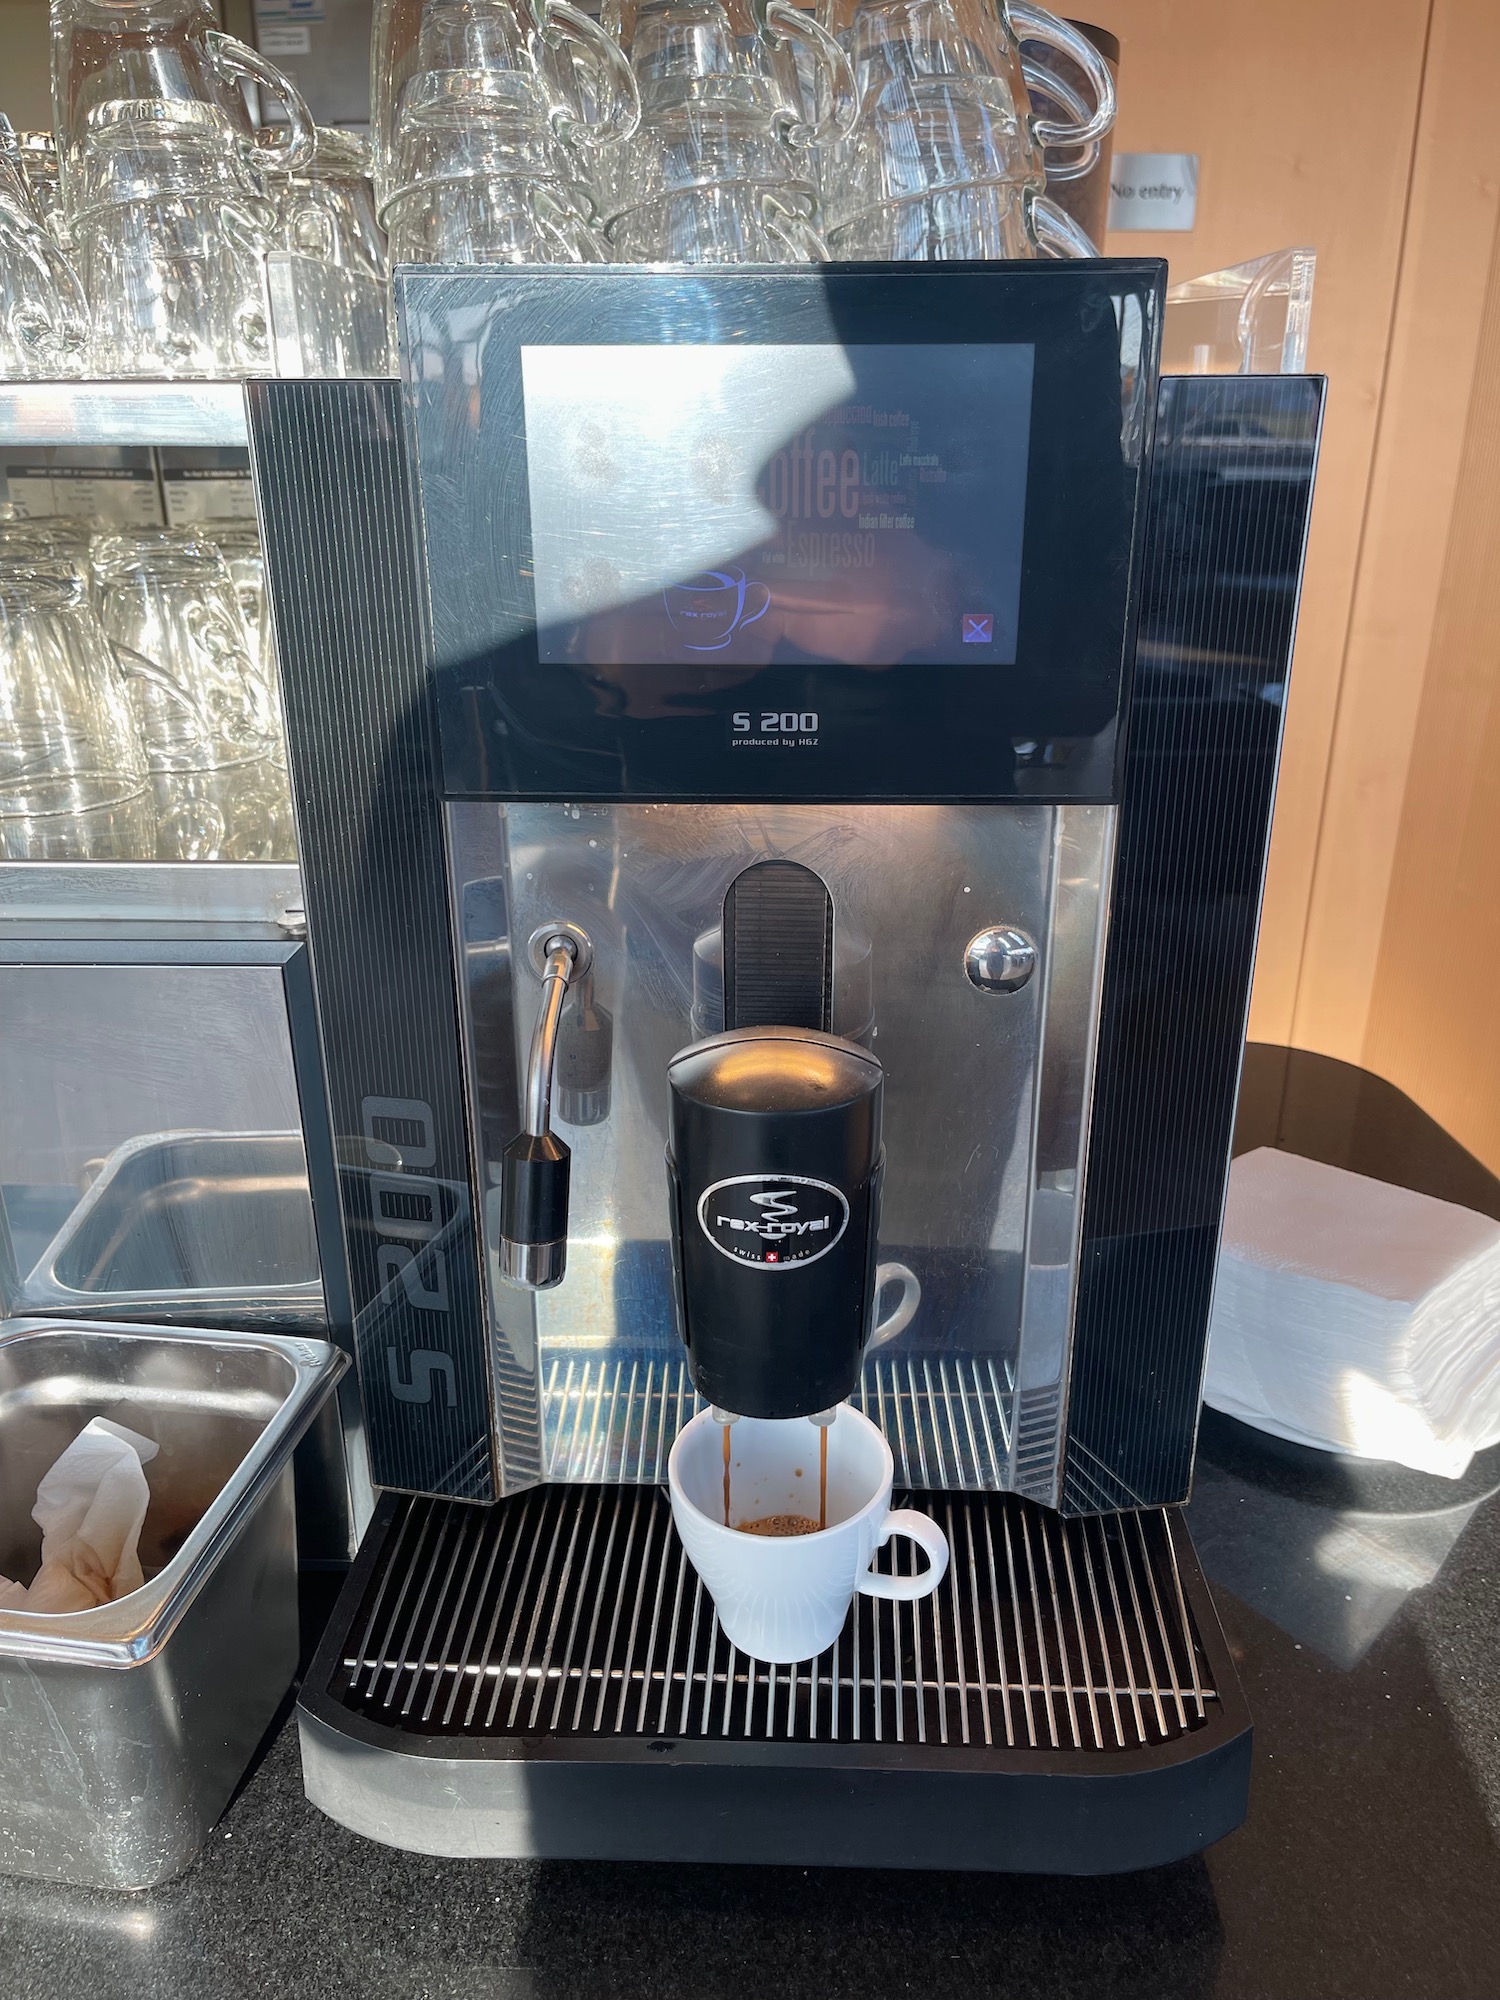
531 185 605 264
1018 59 1101 182
1005 2 1116 149
867 1261 920 1348
3 232 90 372
759 192 829 262
536 0 642 148
157 799 228 862
205 30 318 176
858 1511 950 1601
108 640 214 735
9 211 90 320
760 0 858 144
1028 191 1098 259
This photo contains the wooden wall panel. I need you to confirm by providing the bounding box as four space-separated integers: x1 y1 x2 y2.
1290 0 1500 1063
1360 209 1500 1169
1101 0 1432 1045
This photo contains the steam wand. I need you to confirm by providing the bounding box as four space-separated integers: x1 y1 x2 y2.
499 931 580 1290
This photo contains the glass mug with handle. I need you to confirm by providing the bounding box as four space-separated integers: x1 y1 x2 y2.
53 0 316 375
7 127 72 249
374 0 639 264
212 524 279 721
598 0 854 260
261 127 393 379
814 0 1112 251
0 561 156 861
92 530 286 860
0 118 90 378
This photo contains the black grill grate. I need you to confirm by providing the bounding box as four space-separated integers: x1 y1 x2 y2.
332 1487 1218 1752
541 1351 1014 1487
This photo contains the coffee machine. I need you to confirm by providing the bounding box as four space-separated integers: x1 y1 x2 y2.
247 263 1323 1871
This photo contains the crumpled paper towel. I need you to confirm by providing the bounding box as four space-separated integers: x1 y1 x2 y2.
0 1417 160 1613
1205 1148 1500 1478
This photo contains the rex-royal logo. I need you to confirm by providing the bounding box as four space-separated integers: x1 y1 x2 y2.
697 1173 849 1270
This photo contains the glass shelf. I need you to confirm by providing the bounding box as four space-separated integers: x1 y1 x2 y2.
0 381 247 448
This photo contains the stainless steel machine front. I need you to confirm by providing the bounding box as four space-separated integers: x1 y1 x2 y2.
451 799 1112 1498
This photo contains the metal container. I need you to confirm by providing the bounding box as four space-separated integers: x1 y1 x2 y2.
19 1130 324 1330
0 1318 346 1889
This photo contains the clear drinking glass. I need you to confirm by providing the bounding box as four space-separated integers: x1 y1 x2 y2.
53 0 317 376
261 128 392 378
0 119 91 378
595 0 853 259
0 561 155 860
373 0 638 265
813 0 1113 245
91 529 290 860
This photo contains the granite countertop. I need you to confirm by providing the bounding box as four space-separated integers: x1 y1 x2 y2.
5 1413 1500 2000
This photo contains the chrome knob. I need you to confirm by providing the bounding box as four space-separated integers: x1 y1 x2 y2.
964 926 1037 994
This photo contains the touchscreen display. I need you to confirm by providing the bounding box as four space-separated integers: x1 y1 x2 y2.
521 342 1034 669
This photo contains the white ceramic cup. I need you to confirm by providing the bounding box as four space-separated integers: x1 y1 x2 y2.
667 1402 950 1663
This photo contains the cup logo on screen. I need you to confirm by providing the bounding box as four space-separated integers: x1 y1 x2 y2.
664 568 771 652
698 1174 850 1270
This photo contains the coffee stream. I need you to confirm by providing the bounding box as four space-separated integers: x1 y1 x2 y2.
724 1417 830 1535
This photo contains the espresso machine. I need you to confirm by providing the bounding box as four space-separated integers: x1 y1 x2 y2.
247 262 1323 1871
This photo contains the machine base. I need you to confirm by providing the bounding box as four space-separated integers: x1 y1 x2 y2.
298 1486 1251 1874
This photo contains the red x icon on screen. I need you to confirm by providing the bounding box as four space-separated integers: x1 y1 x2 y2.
962 614 993 645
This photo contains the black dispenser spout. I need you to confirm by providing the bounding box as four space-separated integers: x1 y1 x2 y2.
668 861 886 1420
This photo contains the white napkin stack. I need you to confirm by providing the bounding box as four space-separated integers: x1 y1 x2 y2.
0 1417 160 1613
1205 1148 1500 1479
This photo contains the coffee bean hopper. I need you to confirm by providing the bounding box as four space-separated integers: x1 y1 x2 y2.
246 263 1323 1871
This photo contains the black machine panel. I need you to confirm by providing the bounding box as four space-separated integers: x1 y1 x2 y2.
398 262 1164 803
1066 374 1326 1511
247 380 500 1504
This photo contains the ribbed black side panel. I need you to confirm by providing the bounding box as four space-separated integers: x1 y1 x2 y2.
247 380 496 1501
1063 375 1326 1514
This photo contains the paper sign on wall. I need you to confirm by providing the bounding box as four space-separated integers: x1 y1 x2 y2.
259 24 312 53
1108 154 1199 233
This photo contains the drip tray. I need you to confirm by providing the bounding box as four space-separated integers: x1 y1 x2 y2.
299 1486 1251 1874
